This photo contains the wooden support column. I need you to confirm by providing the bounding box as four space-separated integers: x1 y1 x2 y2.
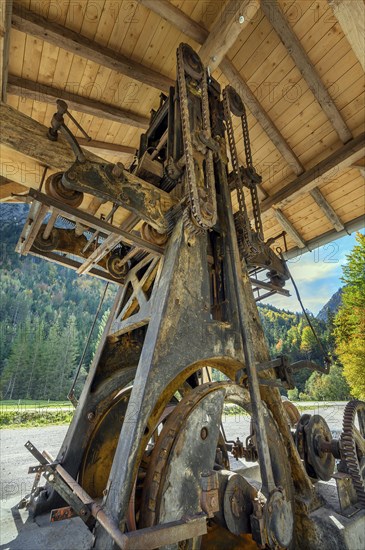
199 0 259 71
11 4 174 93
328 0 365 71
310 187 344 232
7 76 149 129
0 0 12 102
261 0 352 144
273 209 307 249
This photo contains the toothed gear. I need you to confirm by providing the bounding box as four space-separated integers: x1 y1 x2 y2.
182 207 205 237
340 400 365 506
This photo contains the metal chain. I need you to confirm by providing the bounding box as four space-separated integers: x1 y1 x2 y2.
240 105 264 240
222 88 255 256
176 44 216 231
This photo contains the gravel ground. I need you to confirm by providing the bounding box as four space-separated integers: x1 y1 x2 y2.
0 402 347 504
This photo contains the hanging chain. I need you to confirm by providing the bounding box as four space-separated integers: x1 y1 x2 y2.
223 87 256 256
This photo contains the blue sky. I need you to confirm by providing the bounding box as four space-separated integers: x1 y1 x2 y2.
264 230 364 315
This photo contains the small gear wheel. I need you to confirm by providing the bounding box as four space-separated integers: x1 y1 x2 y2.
340 400 365 506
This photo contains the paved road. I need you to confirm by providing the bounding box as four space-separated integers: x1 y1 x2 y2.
0 402 347 503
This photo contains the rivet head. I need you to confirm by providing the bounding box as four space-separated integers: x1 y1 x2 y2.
239 15 245 24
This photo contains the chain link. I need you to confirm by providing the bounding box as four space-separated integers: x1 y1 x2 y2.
176 44 217 232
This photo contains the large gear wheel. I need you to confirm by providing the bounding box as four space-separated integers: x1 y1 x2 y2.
340 400 365 506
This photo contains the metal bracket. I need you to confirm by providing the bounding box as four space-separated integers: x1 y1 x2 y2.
257 356 295 389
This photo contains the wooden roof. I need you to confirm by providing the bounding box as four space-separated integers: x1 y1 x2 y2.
1 0 364 257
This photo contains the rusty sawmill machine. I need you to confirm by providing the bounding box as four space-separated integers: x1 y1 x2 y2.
16 44 365 549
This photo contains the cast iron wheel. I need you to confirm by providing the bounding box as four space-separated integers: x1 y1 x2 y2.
45 172 84 207
139 381 295 549
106 252 130 281
340 400 365 506
181 43 204 81
226 86 245 117
33 228 60 252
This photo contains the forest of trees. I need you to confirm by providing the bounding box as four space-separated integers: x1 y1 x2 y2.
0 207 362 403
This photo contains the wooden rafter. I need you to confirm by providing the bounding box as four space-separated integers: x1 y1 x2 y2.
7 76 149 129
273 208 307 249
284 214 364 260
11 4 174 93
138 0 303 176
261 132 365 213
137 0 208 44
261 0 353 144
219 58 304 175
77 138 136 156
328 0 365 72
0 0 12 102
199 0 259 72
309 187 344 232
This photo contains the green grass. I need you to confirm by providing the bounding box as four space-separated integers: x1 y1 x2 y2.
0 408 74 428
0 400 71 411
0 400 74 428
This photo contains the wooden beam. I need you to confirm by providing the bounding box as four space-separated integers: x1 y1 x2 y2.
220 58 304 175
0 101 105 172
7 75 149 129
261 132 365 212
284 214 365 260
328 0 365 71
138 0 208 44
76 138 136 156
199 1 259 71
273 208 307 249
0 181 27 200
0 0 12 102
261 0 352 144
138 0 304 176
11 4 174 93
309 187 344 232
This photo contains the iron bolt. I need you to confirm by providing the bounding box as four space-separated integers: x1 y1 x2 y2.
48 474 55 481
87 412 95 421
112 162 125 177
239 15 245 24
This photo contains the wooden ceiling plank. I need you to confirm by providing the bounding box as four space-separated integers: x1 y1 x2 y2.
77 138 136 156
284 213 364 260
138 0 208 44
221 57 304 176
261 132 365 212
7 75 150 129
273 208 307 249
0 0 13 102
11 4 174 93
138 0 304 176
261 0 353 144
198 0 260 72
309 187 344 231
328 0 365 71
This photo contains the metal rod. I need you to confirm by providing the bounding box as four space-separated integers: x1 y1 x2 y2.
42 208 59 240
83 204 119 253
68 282 110 406
38 165 49 192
